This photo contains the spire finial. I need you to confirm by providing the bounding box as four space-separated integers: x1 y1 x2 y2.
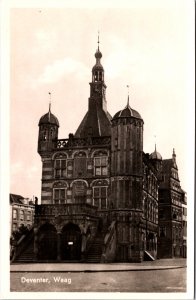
126 85 130 106
173 148 176 158
154 135 157 151
48 92 51 121
48 92 51 112
97 31 100 50
172 148 176 162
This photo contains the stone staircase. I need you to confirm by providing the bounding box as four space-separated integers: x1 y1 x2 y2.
86 232 105 263
15 240 35 262
12 229 35 263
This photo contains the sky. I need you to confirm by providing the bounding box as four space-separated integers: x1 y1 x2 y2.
6 0 194 201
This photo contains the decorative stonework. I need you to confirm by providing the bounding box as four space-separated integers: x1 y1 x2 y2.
56 136 110 149
53 181 68 188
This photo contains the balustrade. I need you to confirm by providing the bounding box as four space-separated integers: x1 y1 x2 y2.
56 136 110 149
35 203 98 217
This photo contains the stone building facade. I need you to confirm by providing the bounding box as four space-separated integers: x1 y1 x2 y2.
14 43 186 263
157 150 186 258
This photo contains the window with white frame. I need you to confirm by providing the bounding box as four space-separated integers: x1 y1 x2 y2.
54 158 66 178
53 188 66 204
94 156 108 176
93 186 107 209
13 209 17 220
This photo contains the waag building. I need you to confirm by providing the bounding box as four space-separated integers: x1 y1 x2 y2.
13 43 186 263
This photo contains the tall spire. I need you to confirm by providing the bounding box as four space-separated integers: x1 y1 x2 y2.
92 33 104 83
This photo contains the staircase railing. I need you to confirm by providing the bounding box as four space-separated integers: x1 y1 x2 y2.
12 226 34 262
101 221 116 263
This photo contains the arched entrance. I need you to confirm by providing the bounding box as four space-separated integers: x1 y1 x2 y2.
61 223 82 260
37 223 57 260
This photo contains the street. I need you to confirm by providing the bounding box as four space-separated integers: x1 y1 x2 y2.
10 259 186 293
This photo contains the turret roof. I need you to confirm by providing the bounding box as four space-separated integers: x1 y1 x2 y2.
38 109 59 127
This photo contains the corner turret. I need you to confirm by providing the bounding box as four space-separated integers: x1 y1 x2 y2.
38 104 59 155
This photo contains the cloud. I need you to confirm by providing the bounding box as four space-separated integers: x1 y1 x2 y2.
35 57 89 86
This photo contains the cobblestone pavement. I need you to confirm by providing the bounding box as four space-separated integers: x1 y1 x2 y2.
10 259 187 293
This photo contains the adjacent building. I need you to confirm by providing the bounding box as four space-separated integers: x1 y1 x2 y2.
157 150 186 258
10 194 35 234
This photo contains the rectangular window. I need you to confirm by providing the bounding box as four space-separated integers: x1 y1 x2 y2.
20 210 24 221
12 223 17 231
93 186 107 209
53 188 66 204
13 209 17 220
55 159 66 178
94 157 108 176
27 212 31 221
